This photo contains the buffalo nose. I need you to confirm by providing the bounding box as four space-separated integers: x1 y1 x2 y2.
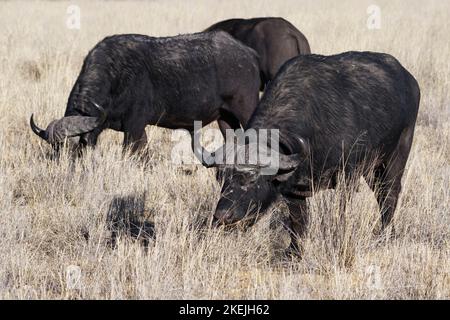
212 210 233 227
211 216 221 228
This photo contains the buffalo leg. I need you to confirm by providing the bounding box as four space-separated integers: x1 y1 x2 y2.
123 128 147 155
76 127 103 157
218 109 241 137
365 126 415 233
365 164 402 237
190 130 210 166
214 110 241 168
189 110 241 167
222 87 259 133
284 196 309 257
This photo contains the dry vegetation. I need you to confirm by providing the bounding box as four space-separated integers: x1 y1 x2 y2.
0 0 449 299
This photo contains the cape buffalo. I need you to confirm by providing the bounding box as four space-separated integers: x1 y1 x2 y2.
202 51 420 255
30 31 260 156
205 17 311 90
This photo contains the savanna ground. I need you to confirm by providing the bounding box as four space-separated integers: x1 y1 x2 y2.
0 0 449 299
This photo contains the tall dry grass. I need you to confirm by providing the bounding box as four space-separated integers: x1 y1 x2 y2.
0 0 448 299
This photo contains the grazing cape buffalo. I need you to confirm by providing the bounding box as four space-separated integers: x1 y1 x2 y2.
203 51 420 255
205 17 311 90
30 32 260 155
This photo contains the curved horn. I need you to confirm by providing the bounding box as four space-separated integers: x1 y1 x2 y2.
191 131 222 167
91 101 107 123
48 102 107 143
30 114 48 140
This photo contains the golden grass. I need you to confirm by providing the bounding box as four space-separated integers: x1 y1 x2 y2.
0 0 448 299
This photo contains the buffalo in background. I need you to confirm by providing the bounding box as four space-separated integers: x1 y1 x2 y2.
205 17 311 90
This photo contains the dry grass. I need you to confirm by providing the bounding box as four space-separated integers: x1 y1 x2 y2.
0 0 449 299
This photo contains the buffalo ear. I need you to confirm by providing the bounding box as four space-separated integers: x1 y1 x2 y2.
272 137 310 184
277 137 309 171
271 154 299 184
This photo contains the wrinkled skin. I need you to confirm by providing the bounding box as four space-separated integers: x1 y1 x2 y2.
213 167 277 226
210 51 421 257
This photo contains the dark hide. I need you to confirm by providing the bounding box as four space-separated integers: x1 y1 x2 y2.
212 51 420 255
31 31 260 155
205 17 311 90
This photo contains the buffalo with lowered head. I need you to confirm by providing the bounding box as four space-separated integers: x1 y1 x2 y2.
30 31 260 156
205 17 311 90
202 51 420 255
